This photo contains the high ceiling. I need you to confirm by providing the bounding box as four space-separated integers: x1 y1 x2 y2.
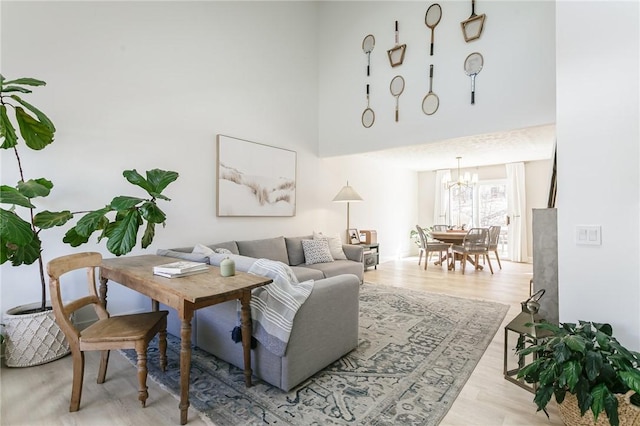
361 123 556 172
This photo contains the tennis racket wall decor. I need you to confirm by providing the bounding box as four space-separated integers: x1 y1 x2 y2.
387 21 406 67
362 34 375 77
425 3 442 56
362 84 375 128
390 75 405 122
422 64 439 115
461 0 486 42
464 52 483 105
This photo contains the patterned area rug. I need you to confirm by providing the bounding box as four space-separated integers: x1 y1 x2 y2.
122 283 508 425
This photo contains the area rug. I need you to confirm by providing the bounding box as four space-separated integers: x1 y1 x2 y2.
122 283 509 425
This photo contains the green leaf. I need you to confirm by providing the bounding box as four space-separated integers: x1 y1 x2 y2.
0 105 18 149
1 86 32 94
0 208 36 248
0 210 41 266
122 169 152 194
585 350 603 381
144 169 178 194
563 360 581 391
602 390 619 426
15 107 54 150
72 208 111 237
620 370 640 394
139 201 166 224
105 209 141 255
11 95 55 132
533 385 554 412
110 195 143 211
33 210 73 229
0 185 35 208
141 221 155 249
2 77 46 87
517 358 544 380
17 178 53 199
565 335 587 354
62 227 91 247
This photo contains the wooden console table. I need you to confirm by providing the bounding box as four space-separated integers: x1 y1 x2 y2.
100 255 272 425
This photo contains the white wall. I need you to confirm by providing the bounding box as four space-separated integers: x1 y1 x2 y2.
556 1 639 349
0 1 418 318
417 159 552 259
318 1 555 156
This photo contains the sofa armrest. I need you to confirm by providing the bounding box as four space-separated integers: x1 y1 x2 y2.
342 244 364 262
281 273 360 390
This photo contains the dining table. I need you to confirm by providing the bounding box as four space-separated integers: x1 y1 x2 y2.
431 230 484 271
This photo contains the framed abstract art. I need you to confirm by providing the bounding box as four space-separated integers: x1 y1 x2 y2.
216 134 296 217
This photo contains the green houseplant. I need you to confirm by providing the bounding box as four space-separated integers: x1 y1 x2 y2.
0 75 178 366
516 321 640 426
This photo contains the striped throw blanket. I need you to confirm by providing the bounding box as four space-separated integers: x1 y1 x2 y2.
247 259 315 356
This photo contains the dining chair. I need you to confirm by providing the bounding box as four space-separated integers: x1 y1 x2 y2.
432 224 449 232
451 228 493 274
47 252 168 412
488 225 502 269
416 225 451 270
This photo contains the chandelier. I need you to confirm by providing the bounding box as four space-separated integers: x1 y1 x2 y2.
443 156 478 189
443 156 478 228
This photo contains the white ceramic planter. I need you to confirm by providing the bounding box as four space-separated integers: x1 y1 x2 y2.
3 302 70 367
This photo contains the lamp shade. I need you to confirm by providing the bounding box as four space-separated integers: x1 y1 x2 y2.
332 182 363 202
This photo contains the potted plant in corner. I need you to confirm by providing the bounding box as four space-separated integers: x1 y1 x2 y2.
516 321 640 426
0 75 179 367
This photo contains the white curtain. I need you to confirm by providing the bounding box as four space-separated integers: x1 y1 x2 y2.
433 169 451 226
506 162 527 262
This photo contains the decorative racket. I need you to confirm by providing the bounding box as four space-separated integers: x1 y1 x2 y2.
461 0 486 42
361 84 375 128
464 52 483 105
387 21 406 67
390 75 405 122
422 64 439 115
362 34 375 77
425 3 442 56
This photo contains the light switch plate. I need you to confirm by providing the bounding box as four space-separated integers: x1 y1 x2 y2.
576 225 601 246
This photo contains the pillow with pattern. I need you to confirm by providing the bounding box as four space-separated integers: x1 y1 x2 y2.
313 231 347 260
301 239 334 265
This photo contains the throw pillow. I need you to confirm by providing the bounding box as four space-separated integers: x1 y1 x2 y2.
214 248 232 254
301 239 334 265
313 231 347 260
192 243 216 256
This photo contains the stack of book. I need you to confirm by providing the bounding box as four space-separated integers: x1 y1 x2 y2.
153 260 209 278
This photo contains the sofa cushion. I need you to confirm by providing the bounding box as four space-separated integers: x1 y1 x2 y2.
304 259 364 279
285 235 312 266
301 239 334 265
236 236 289 264
313 231 347 260
192 243 232 256
156 249 210 263
290 266 325 281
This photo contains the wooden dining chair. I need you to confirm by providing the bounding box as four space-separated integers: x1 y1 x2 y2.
47 252 168 412
451 228 493 274
416 225 451 270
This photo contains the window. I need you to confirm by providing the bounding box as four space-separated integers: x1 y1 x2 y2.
449 179 509 257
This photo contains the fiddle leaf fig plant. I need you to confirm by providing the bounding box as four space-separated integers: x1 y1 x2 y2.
0 75 179 312
516 321 640 426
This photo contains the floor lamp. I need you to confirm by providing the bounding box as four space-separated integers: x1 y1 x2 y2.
332 181 363 243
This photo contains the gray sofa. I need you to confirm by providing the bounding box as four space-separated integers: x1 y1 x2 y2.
157 235 363 391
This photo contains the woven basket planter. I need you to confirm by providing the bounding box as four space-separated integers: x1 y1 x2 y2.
3 302 71 367
559 392 640 426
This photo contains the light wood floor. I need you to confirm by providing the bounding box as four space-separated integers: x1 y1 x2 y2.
0 256 562 426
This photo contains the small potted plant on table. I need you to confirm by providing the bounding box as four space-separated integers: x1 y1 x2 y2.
516 321 640 426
